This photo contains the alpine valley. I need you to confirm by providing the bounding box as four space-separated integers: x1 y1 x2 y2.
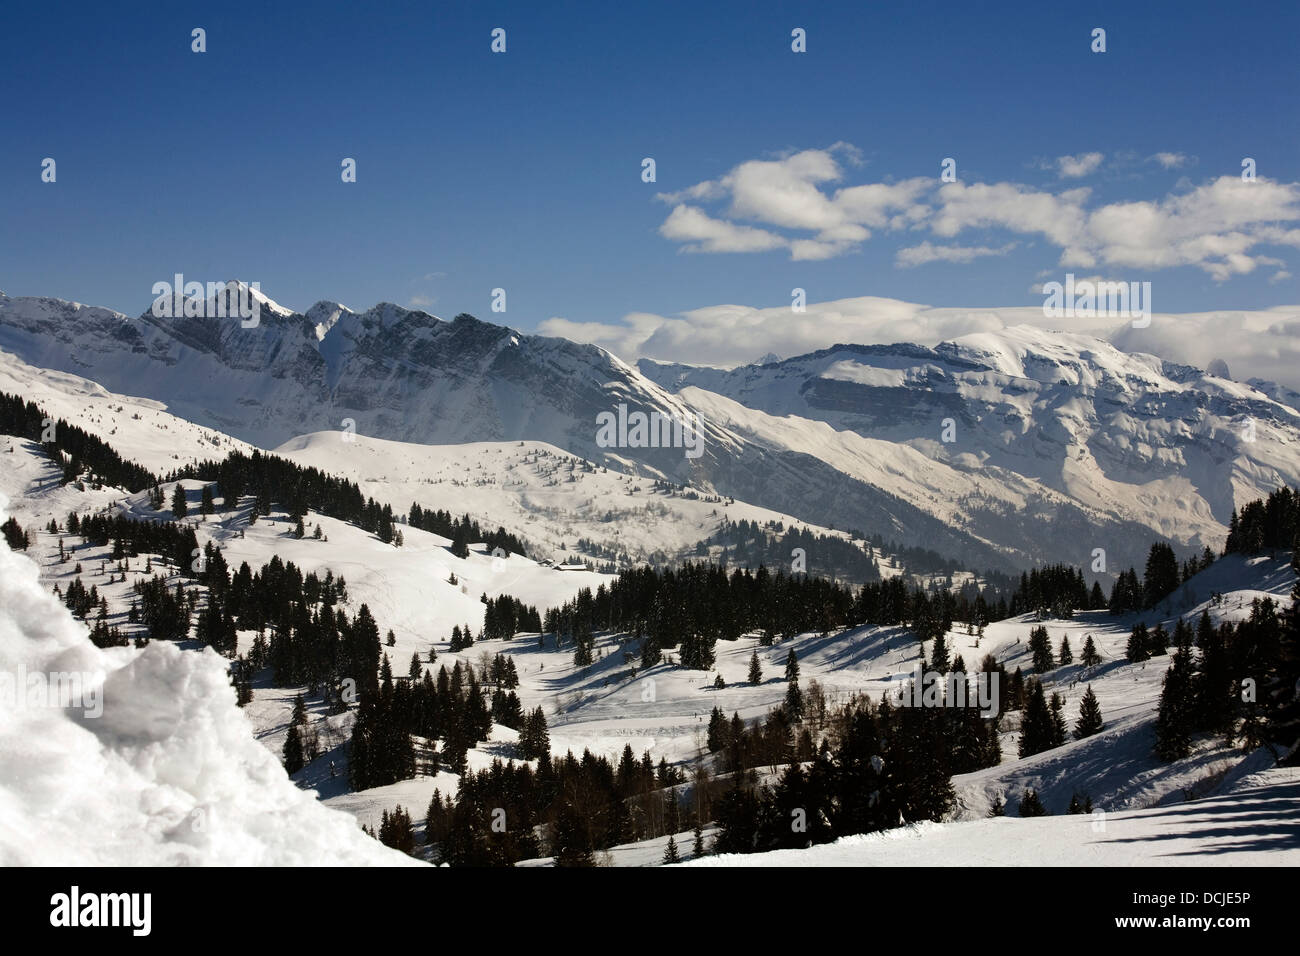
1 284 1297 868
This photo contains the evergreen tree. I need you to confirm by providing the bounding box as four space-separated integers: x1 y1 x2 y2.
1058 635 1073 666
1148 622 1168 657
1126 623 1151 663
1074 685 1104 739
693 822 705 857
748 651 762 685
989 795 1005 817
283 723 304 774
553 801 594 867
1081 634 1102 667
1018 679 1055 758
1066 793 1092 814
1049 692 1067 747
1029 625 1055 673
200 484 215 517
782 649 804 719
1155 643 1196 760
662 834 680 864
1018 788 1047 816
1195 613 1234 735
930 630 951 674
1143 542 1180 607
171 484 188 518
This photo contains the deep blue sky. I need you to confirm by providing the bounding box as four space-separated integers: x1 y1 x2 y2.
3 0 1297 328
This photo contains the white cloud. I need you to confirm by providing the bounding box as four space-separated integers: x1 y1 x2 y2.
1055 152 1106 178
652 146 1300 279
895 241 1017 268
658 205 786 254
1149 152 1191 169
540 295 1300 393
655 145 930 260
931 182 1090 247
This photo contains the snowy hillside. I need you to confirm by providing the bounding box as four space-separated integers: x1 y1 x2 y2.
9 291 1300 572
0 490 415 866
682 765 1300 867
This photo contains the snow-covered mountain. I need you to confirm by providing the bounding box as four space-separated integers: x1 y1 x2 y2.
5 289 1300 575
640 326 1300 560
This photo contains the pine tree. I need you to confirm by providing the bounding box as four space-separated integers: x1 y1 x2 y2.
1049 692 1067 747
283 723 304 774
1029 625 1055 673
1018 679 1055 758
662 834 680 864
1066 793 1092 814
1148 622 1168 657
1126 623 1151 663
1155 643 1196 760
171 484 187 518
989 795 1006 817
785 649 800 684
553 801 594 867
1018 788 1047 816
1143 542 1180 607
1058 635 1073 665
930 630 951 674
693 822 705 857
200 484 215 517
713 673 725 689
781 649 804 718
1074 685 1104 739
1081 634 1102 667
748 651 762 685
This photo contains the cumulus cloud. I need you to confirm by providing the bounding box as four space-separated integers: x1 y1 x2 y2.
653 145 1300 279
1055 152 1106 178
656 145 930 260
539 295 1300 393
658 205 786 254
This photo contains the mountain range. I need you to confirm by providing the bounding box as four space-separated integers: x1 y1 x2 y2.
4 283 1299 577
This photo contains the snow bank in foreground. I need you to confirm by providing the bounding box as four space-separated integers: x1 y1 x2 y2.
0 493 418 866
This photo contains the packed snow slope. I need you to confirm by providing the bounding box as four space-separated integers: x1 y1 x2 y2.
680 766 1300 867
0 491 417 866
9 290 1294 571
